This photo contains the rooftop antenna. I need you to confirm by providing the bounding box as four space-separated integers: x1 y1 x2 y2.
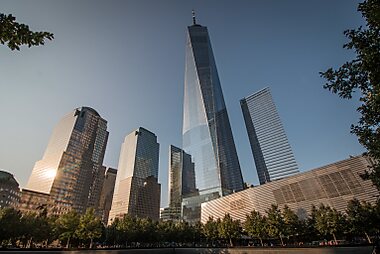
192 9 196 25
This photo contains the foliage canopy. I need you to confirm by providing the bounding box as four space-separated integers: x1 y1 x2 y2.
320 0 380 190
0 13 54 50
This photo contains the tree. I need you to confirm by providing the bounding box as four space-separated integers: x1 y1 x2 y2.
203 217 219 245
192 222 204 243
314 204 346 244
0 207 22 245
266 205 285 246
0 13 54 50
55 210 80 248
282 205 301 243
115 215 138 246
320 0 380 190
244 210 267 246
175 221 193 244
156 220 177 244
20 212 39 248
304 205 321 241
105 218 119 247
346 199 376 243
136 217 157 244
218 214 241 247
75 208 103 248
30 209 53 247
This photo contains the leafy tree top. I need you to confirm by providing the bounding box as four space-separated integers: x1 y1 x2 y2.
0 13 54 50
320 0 380 189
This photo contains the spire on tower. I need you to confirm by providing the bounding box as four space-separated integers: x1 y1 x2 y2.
192 10 196 25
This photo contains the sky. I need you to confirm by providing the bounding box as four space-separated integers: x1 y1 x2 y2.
0 0 365 207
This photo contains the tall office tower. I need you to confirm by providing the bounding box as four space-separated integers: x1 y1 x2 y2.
169 145 196 212
182 14 244 199
108 127 160 224
240 87 299 185
98 167 117 224
26 107 109 214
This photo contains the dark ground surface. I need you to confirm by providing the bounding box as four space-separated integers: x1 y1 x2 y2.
0 246 376 254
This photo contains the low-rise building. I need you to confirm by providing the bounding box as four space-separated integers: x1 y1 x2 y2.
201 155 379 223
18 188 51 214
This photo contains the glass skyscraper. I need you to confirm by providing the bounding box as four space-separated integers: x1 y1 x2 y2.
26 107 109 214
240 87 299 185
108 127 160 223
98 167 117 224
169 145 196 209
182 15 244 198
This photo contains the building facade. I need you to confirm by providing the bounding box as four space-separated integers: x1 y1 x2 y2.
0 170 20 209
26 107 109 215
160 207 182 222
18 189 51 214
240 87 299 185
201 155 379 223
182 15 244 202
108 127 160 224
169 145 196 211
98 167 117 224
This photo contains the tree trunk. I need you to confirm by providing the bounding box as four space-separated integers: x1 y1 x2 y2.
259 237 263 246
229 237 233 247
90 238 93 249
66 236 71 248
27 237 33 248
332 233 337 245
279 235 284 246
364 232 372 244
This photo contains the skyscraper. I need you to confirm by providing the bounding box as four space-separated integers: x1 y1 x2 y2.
98 167 117 224
0 170 20 209
169 145 196 210
182 13 244 199
108 127 160 223
26 107 109 214
240 87 299 185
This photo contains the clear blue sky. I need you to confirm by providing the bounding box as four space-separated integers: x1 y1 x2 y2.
0 0 365 207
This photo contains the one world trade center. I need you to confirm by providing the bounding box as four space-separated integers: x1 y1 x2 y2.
182 13 244 202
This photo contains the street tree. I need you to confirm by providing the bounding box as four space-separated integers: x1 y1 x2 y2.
137 217 156 243
192 222 204 243
244 210 267 246
203 217 219 245
320 0 380 190
218 214 241 247
0 207 22 245
266 205 286 245
301 205 320 242
156 220 177 244
75 208 103 248
315 204 347 244
346 199 376 243
55 210 80 248
282 205 301 243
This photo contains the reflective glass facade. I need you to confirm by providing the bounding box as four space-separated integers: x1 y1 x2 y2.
169 145 196 210
26 107 109 215
109 127 160 223
182 22 244 198
240 87 299 185
98 167 117 224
